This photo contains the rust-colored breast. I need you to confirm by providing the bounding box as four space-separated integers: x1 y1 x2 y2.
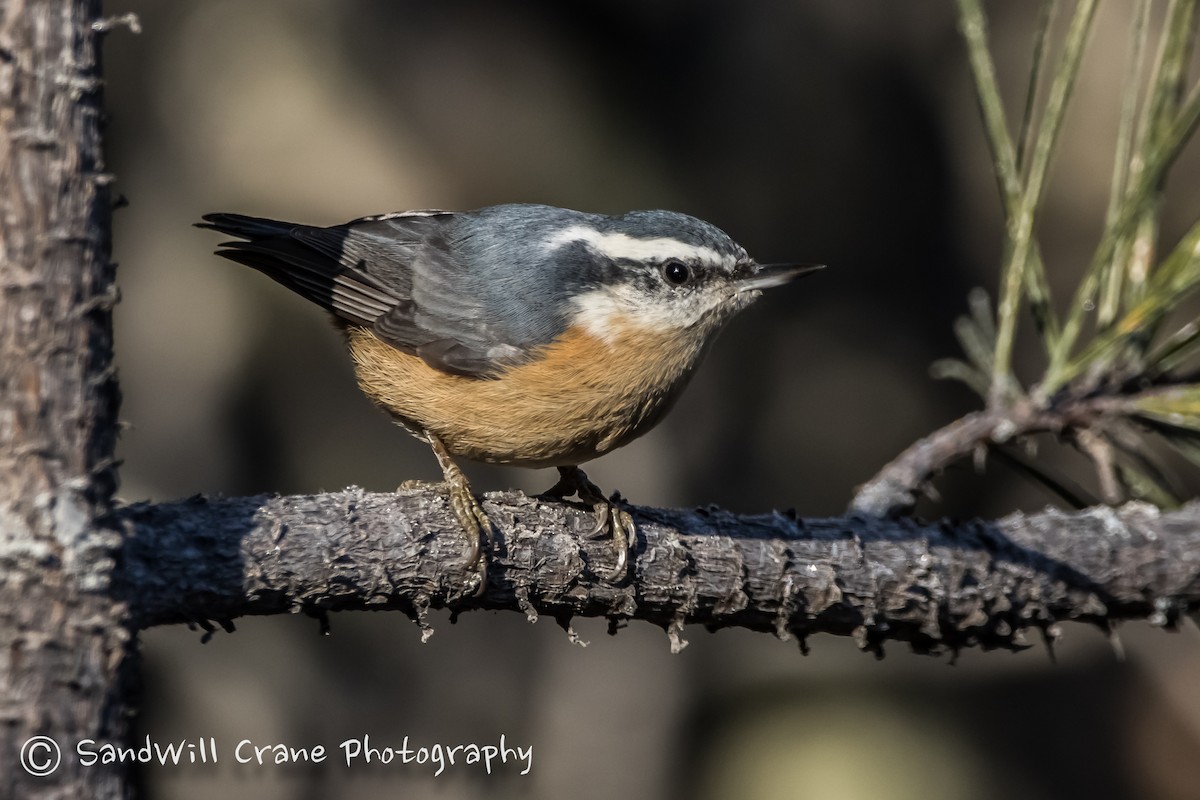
345 320 707 467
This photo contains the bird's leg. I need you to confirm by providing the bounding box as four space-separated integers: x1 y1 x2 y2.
425 434 490 597
543 466 634 581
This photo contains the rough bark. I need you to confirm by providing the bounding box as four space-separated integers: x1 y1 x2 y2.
0 2 131 798
117 488 1200 655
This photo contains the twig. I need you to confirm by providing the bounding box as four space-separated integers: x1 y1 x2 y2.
849 389 1151 517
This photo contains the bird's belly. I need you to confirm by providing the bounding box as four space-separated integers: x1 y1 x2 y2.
346 325 702 467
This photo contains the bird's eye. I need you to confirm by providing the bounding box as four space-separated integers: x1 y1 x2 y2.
661 259 691 286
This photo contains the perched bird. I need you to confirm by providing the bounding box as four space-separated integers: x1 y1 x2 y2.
198 204 820 592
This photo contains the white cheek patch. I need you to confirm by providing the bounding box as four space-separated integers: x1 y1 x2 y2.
570 288 639 344
570 284 727 344
546 226 738 271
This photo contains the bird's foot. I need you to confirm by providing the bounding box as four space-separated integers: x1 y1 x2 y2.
424 438 491 599
543 466 634 582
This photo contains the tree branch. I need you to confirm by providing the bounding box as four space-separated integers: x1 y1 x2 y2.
115 488 1200 655
848 390 1164 517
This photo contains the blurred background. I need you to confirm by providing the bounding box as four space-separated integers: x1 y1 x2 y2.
102 2 1200 798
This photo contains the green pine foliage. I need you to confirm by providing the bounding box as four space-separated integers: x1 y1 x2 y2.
940 0 1200 506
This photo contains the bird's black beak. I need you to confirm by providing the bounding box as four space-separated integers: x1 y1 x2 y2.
737 262 825 291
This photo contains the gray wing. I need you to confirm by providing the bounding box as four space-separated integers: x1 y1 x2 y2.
197 211 533 378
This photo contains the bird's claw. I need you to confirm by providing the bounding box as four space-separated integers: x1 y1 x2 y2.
444 476 490 598
590 503 633 581
548 466 634 582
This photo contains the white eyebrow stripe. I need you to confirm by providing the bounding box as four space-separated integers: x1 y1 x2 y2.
546 225 735 268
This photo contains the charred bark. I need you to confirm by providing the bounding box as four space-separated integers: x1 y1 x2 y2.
0 2 132 798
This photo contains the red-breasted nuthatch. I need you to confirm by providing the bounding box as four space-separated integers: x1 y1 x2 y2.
198 204 821 591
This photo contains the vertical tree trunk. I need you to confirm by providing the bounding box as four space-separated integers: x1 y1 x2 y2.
0 1 132 798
